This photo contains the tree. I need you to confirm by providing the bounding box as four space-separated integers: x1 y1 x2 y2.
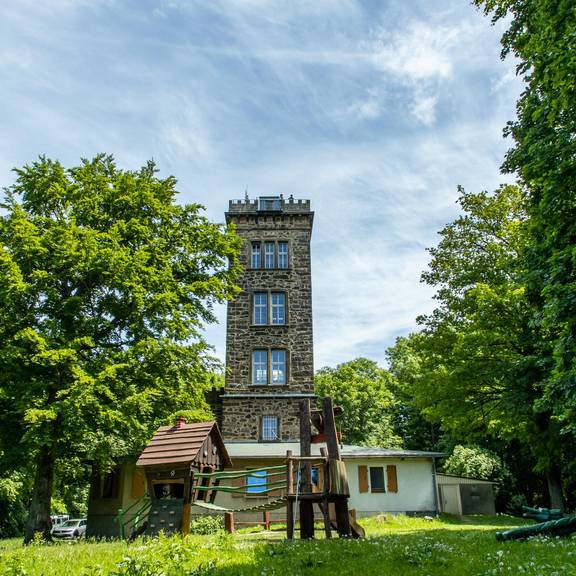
393 184 568 508
0 155 242 542
314 358 402 448
442 445 506 482
474 0 576 448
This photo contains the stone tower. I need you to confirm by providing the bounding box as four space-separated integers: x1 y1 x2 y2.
221 195 315 442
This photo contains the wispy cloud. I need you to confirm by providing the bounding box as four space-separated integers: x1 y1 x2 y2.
0 0 522 368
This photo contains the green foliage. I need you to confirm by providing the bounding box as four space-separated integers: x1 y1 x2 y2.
443 445 506 482
315 358 402 448
388 184 571 508
473 0 576 437
0 473 27 538
0 155 242 539
189 515 225 535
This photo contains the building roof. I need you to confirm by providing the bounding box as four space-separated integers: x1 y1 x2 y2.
137 421 231 468
224 441 446 460
436 473 499 485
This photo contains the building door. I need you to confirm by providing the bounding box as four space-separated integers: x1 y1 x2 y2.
439 485 461 515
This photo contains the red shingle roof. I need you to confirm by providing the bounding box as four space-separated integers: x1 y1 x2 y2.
136 421 230 468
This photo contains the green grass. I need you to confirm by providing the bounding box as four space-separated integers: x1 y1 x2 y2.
1 515 575 575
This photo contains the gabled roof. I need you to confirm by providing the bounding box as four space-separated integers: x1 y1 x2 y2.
136 421 231 468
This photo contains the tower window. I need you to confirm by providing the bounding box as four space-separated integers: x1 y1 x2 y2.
252 292 286 325
251 243 261 268
278 242 289 269
252 349 287 385
264 242 275 268
261 415 279 441
249 241 289 269
271 350 286 384
253 292 268 325
252 350 268 385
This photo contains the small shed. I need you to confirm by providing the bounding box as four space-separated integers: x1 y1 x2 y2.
136 418 231 535
436 473 497 515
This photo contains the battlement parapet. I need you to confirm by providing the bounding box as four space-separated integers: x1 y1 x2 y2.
228 196 311 214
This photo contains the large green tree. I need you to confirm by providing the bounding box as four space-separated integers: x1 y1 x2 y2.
390 184 568 508
0 155 241 542
315 358 402 448
474 0 576 441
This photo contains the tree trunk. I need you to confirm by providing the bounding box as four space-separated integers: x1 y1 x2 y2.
24 445 55 543
546 464 564 511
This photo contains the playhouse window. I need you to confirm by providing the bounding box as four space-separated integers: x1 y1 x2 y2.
246 470 268 494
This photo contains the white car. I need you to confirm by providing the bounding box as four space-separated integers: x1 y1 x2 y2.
51 518 87 539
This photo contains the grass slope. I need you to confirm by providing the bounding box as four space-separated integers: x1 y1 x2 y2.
1 515 575 575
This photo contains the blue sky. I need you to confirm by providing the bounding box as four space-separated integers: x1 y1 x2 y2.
0 0 521 369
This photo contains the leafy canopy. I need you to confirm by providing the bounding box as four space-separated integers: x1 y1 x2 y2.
0 155 241 526
315 358 401 448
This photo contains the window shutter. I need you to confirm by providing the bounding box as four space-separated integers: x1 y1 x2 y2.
131 468 146 498
387 465 398 493
358 465 369 493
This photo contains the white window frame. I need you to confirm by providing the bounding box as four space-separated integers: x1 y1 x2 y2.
251 349 288 385
251 243 261 268
261 415 279 441
252 350 268 385
252 291 286 325
253 292 268 325
249 241 290 269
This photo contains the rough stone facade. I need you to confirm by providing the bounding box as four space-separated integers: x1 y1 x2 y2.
222 196 315 441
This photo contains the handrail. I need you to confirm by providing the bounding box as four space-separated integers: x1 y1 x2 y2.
194 464 286 479
194 479 287 493
115 496 151 540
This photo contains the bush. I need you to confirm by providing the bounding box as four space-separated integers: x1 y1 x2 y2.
189 515 224 535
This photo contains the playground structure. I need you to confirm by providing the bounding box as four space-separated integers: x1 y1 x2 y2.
495 506 575 542
119 396 363 539
496 515 576 541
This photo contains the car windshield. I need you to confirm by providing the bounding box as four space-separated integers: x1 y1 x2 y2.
61 520 80 527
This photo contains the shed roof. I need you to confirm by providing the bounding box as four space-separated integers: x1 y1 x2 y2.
136 421 231 468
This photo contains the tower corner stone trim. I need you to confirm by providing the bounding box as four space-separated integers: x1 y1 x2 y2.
222 196 315 441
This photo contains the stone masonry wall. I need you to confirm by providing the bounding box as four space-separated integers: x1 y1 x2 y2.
221 397 302 441
222 201 314 441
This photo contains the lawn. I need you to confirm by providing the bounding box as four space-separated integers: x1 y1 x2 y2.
1 515 575 576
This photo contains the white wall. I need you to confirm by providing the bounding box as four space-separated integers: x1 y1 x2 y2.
346 458 437 516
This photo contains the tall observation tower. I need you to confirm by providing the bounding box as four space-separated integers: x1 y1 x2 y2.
221 195 315 442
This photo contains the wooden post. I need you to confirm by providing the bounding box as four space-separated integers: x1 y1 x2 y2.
286 450 295 540
322 396 341 460
209 478 221 504
264 511 270 530
224 512 235 534
299 399 315 539
287 450 294 495
181 503 191 535
319 447 331 539
322 397 351 538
